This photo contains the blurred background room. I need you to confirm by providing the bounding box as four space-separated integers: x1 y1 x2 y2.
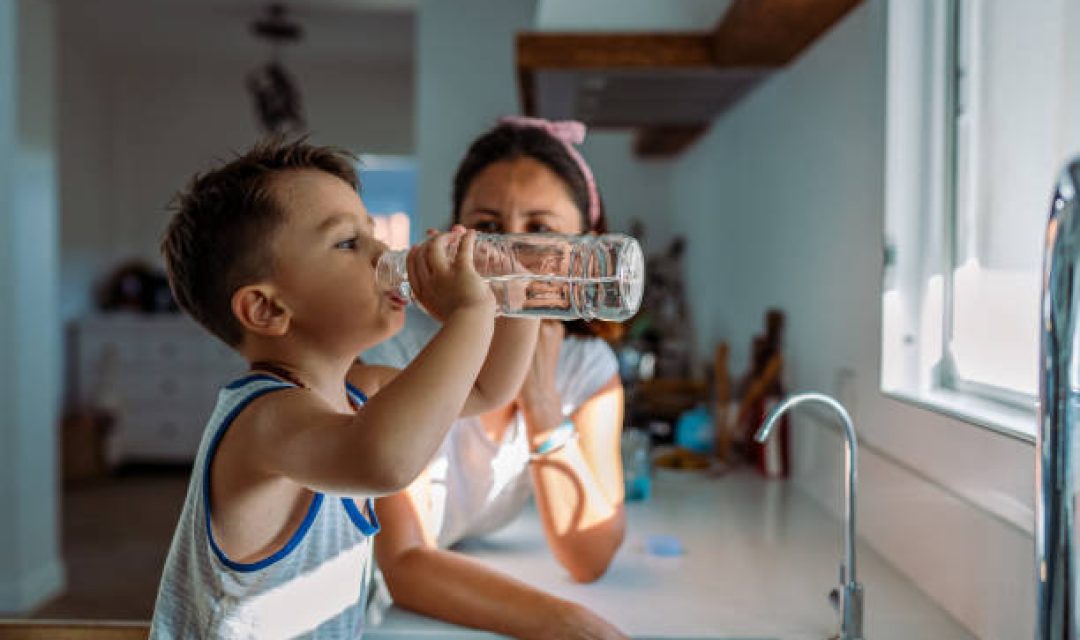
1 0 1078 638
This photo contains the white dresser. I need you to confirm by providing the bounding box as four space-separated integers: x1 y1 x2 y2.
71 313 247 465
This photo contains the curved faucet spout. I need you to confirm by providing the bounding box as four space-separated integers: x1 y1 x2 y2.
754 391 862 640
1034 156 1080 640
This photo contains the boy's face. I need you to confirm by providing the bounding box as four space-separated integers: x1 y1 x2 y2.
266 169 407 353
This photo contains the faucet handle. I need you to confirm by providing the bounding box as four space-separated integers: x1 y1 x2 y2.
829 563 848 614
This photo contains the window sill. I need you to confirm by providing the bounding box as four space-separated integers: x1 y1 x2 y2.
883 386 1036 444
881 387 1036 535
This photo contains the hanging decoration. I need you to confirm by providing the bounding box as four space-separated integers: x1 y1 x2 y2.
247 3 306 135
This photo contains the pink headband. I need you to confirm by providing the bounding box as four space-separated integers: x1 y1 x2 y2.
497 116 601 229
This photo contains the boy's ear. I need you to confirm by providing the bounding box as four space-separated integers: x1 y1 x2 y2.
232 284 291 338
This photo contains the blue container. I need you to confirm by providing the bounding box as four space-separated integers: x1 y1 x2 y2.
674 404 714 454
621 429 651 501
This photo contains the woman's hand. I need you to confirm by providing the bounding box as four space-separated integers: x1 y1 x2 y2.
408 226 494 322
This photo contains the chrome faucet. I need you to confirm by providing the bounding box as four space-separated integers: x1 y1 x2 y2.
755 392 863 640
1035 156 1080 640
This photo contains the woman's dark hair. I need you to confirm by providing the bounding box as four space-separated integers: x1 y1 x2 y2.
452 124 607 234
453 123 621 340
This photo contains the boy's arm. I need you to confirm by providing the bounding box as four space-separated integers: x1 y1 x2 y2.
249 303 495 496
252 231 497 496
459 317 540 417
374 477 627 640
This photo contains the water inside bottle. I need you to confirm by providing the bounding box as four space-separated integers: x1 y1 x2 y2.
475 233 642 320
486 274 637 321
375 232 644 321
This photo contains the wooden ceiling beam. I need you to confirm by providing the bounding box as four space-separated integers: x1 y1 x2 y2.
517 32 715 70
633 125 710 158
710 0 865 66
517 33 715 115
515 0 866 156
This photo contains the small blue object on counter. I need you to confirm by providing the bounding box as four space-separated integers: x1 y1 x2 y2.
645 534 684 557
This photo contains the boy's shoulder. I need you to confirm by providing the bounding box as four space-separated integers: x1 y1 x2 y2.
218 376 315 446
220 374 303 412
212 375 359 483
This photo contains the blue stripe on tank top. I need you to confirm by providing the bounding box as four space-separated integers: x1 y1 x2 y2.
342 497 380 536
342 382 378 535
202 378 327 573
345 382 368 404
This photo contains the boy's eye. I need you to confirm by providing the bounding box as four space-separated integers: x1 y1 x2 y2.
470 220 502 233
526 222 553 233
335 236 359 250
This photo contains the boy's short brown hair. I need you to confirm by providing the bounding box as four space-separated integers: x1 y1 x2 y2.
162 137 359 347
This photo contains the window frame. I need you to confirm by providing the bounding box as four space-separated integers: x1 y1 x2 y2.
936 0 1040 414
880 0 1047 443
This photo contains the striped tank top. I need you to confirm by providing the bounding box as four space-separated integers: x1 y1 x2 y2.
150 374 380 639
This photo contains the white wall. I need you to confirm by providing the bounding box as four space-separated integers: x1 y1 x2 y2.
58 25 415 323
668 1 1034 638
416 0 675 249
0 0 65 614
414 0 537 234
580 131 674 247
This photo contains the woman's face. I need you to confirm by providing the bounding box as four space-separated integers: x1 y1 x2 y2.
457 157 586 235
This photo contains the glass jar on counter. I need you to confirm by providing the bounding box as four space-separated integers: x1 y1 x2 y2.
621 427 652 501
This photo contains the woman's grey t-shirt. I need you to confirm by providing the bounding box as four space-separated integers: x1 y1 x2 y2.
362 311 618 548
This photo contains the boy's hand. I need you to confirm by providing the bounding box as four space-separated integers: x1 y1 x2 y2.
408 226 495 322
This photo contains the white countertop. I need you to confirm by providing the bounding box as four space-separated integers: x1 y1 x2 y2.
367 469 975 639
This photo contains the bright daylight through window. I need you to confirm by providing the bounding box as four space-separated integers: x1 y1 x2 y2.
882 0 1080 439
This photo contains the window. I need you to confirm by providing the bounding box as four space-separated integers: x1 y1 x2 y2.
882 0 1080 440
357 155 417 250
371 212 410 251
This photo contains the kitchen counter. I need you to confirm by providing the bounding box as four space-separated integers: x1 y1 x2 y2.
367 469 975 639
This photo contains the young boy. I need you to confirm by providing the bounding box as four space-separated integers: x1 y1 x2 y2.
149 138 538 638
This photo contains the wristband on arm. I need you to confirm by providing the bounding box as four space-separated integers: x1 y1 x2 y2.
529 417 578 461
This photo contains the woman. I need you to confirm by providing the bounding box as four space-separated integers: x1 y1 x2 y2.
363 117 628 639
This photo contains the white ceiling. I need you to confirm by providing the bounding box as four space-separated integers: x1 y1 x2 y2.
56 0 415 64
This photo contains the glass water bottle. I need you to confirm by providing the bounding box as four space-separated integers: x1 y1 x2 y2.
375 232 645 321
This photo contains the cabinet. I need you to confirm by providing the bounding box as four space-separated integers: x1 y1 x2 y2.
71 314 247 465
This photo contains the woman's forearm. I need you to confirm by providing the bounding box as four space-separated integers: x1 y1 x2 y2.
383 546 582 639
519 376 627 582
527 441 626 582
465 317 540 415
